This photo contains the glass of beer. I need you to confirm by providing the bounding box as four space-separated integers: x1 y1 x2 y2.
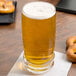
22 1 56 74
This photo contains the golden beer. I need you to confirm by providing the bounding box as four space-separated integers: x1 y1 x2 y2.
22 1 56 74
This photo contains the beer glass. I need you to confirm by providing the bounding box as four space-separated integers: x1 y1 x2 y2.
22 1 56 74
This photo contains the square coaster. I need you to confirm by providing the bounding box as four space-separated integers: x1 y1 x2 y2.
7 51 72 76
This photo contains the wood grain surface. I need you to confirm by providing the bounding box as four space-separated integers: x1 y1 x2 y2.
0 0 76 76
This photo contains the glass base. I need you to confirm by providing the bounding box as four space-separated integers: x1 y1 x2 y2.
22 57 54 74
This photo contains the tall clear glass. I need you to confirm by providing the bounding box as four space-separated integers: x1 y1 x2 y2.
22 1 56 74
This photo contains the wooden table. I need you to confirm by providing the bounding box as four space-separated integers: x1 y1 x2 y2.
0 0 76 76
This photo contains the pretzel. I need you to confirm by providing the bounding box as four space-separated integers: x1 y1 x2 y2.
67 44 76 62
0 1 15 13
66 36 76 48
66 36 76 62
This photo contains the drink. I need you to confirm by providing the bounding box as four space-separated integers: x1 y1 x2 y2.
22 1 56 74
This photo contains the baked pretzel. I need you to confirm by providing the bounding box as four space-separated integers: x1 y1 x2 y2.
0 0 15 13
67 44 76 62
66 36 76 48
66 36 76 62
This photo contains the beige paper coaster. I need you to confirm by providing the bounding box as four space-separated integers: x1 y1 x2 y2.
7 51 72 76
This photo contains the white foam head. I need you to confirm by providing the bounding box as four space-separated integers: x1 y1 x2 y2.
22 1 56 20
